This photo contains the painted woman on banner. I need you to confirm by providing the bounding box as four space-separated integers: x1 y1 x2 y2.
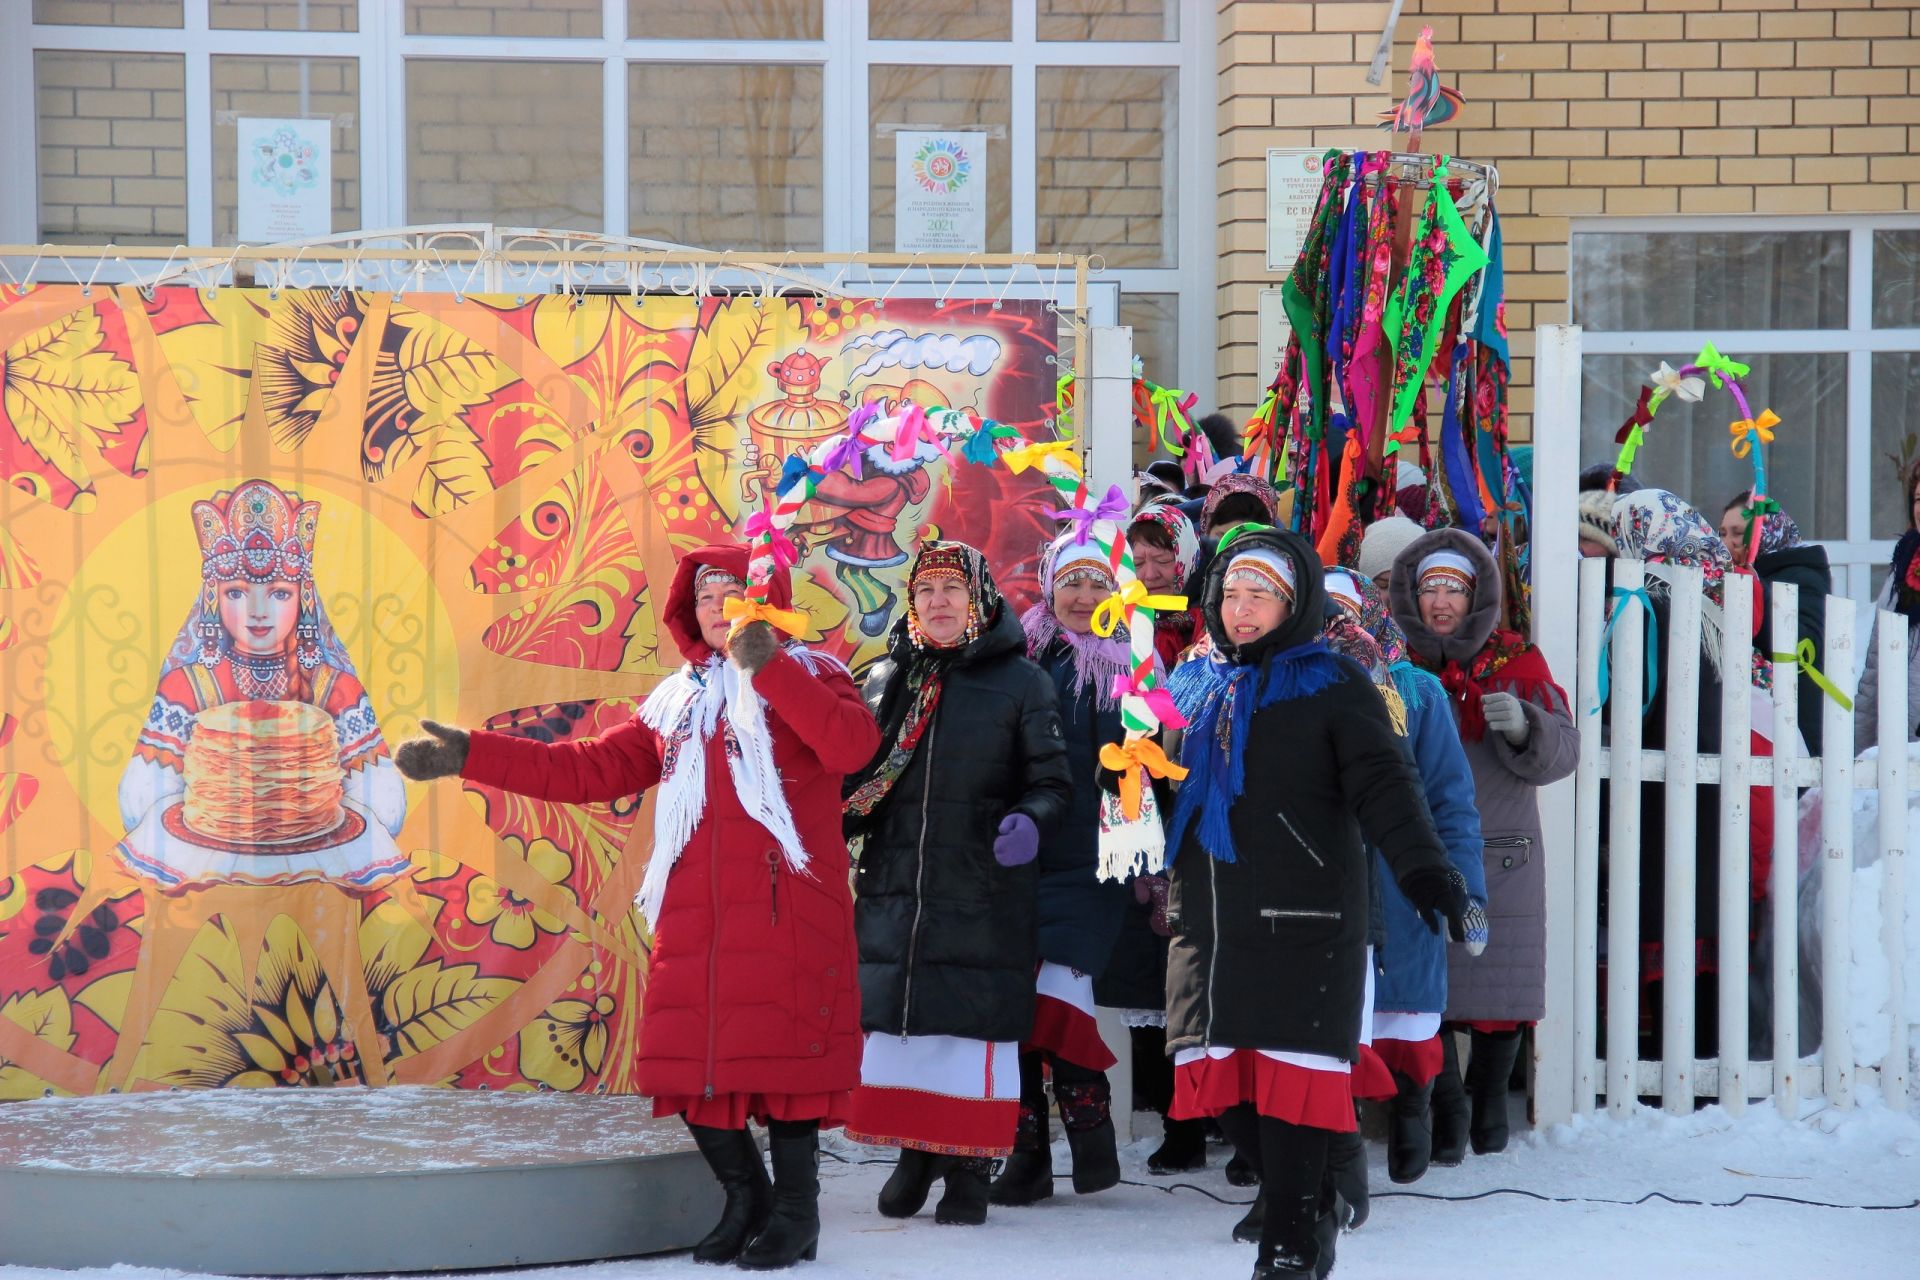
114 478 409 889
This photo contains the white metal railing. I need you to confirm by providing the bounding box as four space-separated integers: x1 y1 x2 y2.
1562 555 1912 1118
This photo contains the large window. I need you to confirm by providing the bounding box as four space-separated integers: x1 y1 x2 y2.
1571 218 1920 600
10 0 1212 425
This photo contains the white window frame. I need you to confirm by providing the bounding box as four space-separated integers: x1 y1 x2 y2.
1570 213 1920 604
1 0 1213 400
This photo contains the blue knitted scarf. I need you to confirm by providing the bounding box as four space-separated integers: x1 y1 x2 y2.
1165 640 1349 864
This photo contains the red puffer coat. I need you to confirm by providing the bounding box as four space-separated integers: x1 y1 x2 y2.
461 544 879 1104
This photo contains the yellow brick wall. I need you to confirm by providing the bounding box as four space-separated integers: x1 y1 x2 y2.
1215 0 1920 441
1037 65 1178 268
868 64 1014 252
211 55 360 241
34 50 187 245
405 0 601 39
406 58 603 229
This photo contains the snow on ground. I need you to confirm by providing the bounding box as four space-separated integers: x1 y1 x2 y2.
4 1099 1915 1280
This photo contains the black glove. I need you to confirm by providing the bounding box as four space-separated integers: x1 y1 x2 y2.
395 719 470 781
1399 864 1470 942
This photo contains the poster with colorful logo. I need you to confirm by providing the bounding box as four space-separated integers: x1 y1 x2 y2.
0 287 1061 1097
894 131 987 254
237 117 331 243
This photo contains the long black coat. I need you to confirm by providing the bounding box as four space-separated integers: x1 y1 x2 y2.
849 605 1073 1042
1752 543 1830 757
1032 636 1133 977
1164 528 1453 1063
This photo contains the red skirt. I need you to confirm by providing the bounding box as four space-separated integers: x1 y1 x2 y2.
1170 1050 1357 1134
1027 961 1118 1071
1372 1035 1443 1087
1350 1043 1397 1101
653 1090 850 1131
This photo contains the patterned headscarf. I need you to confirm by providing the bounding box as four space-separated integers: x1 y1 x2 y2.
1754 506 1803 557
1613 488 1767 689
905 540 999 650
1022 531 1130 707
1129 503 1200 584
1326 567 1409 667
1201 472 1279 532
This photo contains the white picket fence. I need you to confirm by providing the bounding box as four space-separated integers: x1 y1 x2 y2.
1564 557 1912 1117
1528 324 1914 1123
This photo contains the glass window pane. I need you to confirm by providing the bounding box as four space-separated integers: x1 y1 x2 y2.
1580 354 1847 540
630 63 822 252
407 59 603 228
1039 0 1176 41
628 0 820 39
1122 292 1180 466
1570 231 1847 331
33 0 182 25
35 50 186 245
210 0 355 30
212 56 359 243
1873 230 1920 330
871 0 1010 40
868 65 1010 253
1036 66 1176 269
1872 353 1920 538
407 0 599 37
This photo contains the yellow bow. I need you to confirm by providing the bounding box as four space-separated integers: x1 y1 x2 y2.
1002 439 1084 477
1770 639 1853 712
1090 581 1190 639
1729 409 1780 458
1097 736 1190 822
723 595 810 639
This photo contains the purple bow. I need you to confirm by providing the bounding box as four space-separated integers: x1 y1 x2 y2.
1051 484 1130 544
818 428 869 481
743 510 798 570
1111 670 1188 730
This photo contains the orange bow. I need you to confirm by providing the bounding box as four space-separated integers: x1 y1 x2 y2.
1729 409 1779 458
723 596 809 639
1097 736 1189 822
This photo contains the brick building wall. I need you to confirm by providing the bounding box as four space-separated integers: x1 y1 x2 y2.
34 50 187 245
1214 0 1920 440
211 55 360 241
405 58 603 229
1037 65 1179 269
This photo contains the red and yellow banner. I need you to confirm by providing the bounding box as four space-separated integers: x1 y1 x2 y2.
0 286 1060 1097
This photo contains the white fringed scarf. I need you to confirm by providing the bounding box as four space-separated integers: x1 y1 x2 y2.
632 644 850 926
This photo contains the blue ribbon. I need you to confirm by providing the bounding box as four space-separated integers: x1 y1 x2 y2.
1594 586 1659 715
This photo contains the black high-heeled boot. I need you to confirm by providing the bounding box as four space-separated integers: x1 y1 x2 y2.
1467 1027 1524 1154
1430 1031 1469 1166
1054 1065 1120 1195
684 1123 771 1265
877 1146 947 1219
990 1054 1054 1206
1386 1070 1435 1184
933 1156 994 1225
736 1120 820 1271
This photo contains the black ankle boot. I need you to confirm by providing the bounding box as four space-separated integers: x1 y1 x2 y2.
1430 1033 1469 1167
877 1146 946 1219
988 1106 1054 1206
933 1156 993 1225
1147 1116 1208 1174
1467 1028 1524 1154
1232 1186 1265 1244
1386 1071 1435 1184
1324 1128 1368 1231
736 1121 819 1271
1226 1153 1260 1186
685 1124 771 1265
1055 1078 1120 1195
1250 1118 1331 1279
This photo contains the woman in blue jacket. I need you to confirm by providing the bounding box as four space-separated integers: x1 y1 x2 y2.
1326 569 1487 1189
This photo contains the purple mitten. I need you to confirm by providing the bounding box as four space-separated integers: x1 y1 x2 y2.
993 813 1039 867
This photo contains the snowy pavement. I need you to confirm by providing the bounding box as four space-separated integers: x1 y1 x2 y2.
4 1098 1915 1280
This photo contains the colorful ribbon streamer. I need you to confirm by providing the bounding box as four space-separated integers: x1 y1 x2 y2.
1771 639 1854 711
1003 438 1083 476
1097 737 1189 822
1052 484 1131 544
1111 670 1187 730
723 595 809 639
1696 341 1750 389
1090 581 1189 639
1594 585 1660 715
741 510 798 570
1729 409 1779 459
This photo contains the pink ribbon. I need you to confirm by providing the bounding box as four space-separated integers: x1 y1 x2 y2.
742 510 798 570
1111 670 1188 730
1050 484 1130 544
889 402 954 466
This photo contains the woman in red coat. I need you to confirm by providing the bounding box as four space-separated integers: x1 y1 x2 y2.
395 543 878 1272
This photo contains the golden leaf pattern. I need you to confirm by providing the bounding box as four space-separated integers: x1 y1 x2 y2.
380 960 519 1058
2 306 141 497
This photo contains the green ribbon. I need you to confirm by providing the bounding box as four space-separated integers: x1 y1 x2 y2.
1696 341 1751 389
1615 424 1646 477
1214 520 1275 555
1143 380 1192 456
1770 639 1854 711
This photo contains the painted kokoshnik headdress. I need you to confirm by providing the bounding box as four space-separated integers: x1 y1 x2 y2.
190 479 325 670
